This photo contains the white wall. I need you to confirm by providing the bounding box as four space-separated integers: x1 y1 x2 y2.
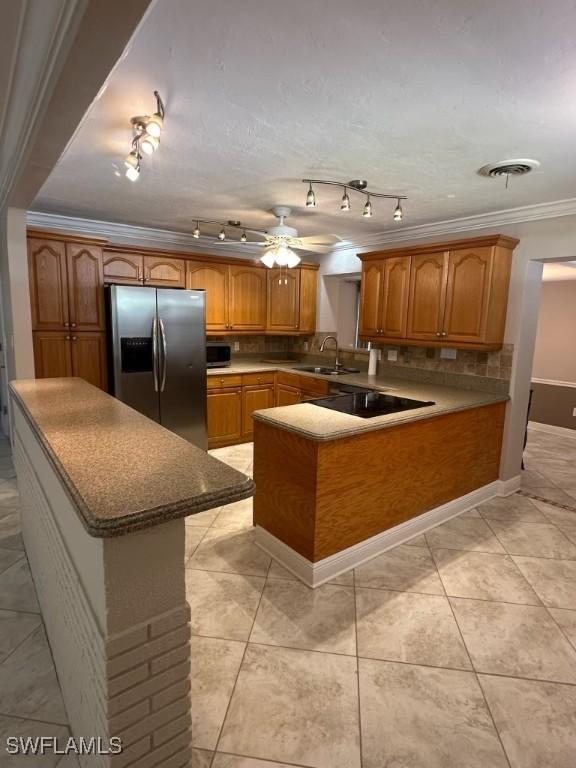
317 215 576 480
532 280 576 383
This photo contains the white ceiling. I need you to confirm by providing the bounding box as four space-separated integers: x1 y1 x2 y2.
32 0 576 245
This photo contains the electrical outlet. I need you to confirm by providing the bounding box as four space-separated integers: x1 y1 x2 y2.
573 407 576 417
440 348 457 360
234 341 240 352
304 341 309 352
387 350 398 362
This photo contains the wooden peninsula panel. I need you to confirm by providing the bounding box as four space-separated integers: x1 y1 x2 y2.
253 401 505 562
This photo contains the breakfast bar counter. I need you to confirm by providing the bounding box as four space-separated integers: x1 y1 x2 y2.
10 377 254 768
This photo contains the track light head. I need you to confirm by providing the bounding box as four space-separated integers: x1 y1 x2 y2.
306 183 316 208
218 228 226 241
146 114 163 138
140 133 159 155
240 231 247 243
393 199 403 222
193 222 200 238
340 188 351 211
363 197 373 217
125 163 140 181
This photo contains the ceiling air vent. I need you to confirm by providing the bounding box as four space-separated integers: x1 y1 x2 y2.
478 159 540 178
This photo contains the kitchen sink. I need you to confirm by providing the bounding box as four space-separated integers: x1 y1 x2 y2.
295 366 360 376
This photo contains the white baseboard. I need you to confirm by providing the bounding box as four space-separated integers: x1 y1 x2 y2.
528 421 576 440
255 478 519 588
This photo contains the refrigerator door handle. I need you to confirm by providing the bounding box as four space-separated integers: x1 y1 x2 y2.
152 315 159 392
159 318 167 392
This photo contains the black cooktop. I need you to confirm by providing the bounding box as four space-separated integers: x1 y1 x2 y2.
312 391 435 418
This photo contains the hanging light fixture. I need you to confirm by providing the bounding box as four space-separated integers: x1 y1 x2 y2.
240 230 247 242
260 249 277 269
306 183 316 207
193 221 200 238
218 227 226 241
125 91 165 179
302 178 406 222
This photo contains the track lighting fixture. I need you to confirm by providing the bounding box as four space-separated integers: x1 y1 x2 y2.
302 178 406 222
218 228 226 241
193 221 200 238
125 91 165 180
340 187 351 211
306 183 316 207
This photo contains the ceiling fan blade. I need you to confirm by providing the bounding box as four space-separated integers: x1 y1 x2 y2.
296 234 343 245
291 242 333 254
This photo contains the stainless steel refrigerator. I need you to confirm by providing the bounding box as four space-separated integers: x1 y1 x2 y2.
108 285 207 449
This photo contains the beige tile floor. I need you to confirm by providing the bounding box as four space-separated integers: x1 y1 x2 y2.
0 428 575 767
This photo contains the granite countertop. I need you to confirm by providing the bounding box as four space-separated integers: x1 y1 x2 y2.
10 378 254 538
242 365 508 441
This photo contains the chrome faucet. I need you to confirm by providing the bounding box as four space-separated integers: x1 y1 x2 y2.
319 335 342 370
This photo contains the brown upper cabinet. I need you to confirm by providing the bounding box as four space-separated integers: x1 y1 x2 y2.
103 249 185 288
28 236 105 333
186 260 229 330
229 265 267 331
359 235 518 350
266 266 318 333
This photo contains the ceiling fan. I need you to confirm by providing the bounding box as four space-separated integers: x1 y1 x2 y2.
214 206 342 268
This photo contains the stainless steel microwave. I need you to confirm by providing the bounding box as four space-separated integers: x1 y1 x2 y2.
206 341 231 368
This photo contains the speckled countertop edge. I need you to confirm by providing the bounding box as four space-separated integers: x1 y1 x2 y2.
10 383 255 538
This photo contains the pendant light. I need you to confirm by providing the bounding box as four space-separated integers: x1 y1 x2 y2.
393 199 403 222
240 231 247 242
218 228 226 241
363 195 373 217
125 91 165 179
192 221 200 238
340 187 351 211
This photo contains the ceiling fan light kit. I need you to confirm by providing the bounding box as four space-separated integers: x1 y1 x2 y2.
302 178 407 221
124 91 165 181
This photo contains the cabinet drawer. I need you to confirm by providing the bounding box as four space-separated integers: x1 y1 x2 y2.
276 371 301 388
207 374 243 389
242 372 275 386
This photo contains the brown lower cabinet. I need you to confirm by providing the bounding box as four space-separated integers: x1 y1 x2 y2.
33 331 107 390
207 371 330 448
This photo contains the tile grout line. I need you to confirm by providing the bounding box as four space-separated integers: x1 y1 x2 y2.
208 547 272 766
352 566 364 768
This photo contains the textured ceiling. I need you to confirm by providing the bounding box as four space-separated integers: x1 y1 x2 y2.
33 0 576 244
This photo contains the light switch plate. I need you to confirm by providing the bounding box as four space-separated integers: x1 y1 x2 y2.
234 341 240 352
440 347 457 360
387 350 398 362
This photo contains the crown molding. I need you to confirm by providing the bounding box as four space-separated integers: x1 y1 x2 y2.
26 210 265 257
28 196 576 260
333 197 576 253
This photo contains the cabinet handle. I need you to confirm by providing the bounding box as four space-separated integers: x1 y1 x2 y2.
435 332 441 337
220 378 224 386
65 335 70 341
71 323 77 328
72 336 77 341
64 322 70 328
137 266 141 280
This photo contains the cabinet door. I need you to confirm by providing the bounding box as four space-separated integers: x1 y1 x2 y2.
267 269 300 331
207 388 243 447
229 265 267 331
28 239 69 330
298 268 318 333
187 261 229 331
33 332 72 378
276 384 301 406
144 256 186 288
66 244 105 331
70 332 108 390
407 252 448 340
380 256 410 338
443 247 492 343
359 262 384 335
103 252 143 284
242 384 274 437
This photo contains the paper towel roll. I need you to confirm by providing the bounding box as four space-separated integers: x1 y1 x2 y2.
368 348 379 376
